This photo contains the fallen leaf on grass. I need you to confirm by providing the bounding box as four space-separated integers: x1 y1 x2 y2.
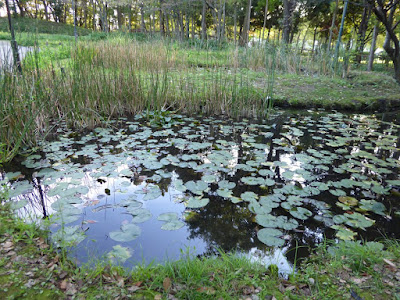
3 241 14 250
163 277 172 291
154 295 162 300
60 280 68 290
127 286 140 292
351 276 371 284
285 285 296 291
383 258 396 268
242 285 255 295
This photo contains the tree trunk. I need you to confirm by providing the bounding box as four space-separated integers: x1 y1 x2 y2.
222 1 226 41
117 6 123 30
328 0 339 51
373 1 400 83
42 0 49 20
367 24 378 71
334 0 349 67
261 0 269 42
5 0 22 73
301 27 309 53
128 5 132 32
160 0 165 36
282 0 294 43
233 5 237 45
355 0 372 64
140 3 146 33
239 0 252 47
201 0 207 41
165 14 170 36
312 27 317 53
73 0 78 42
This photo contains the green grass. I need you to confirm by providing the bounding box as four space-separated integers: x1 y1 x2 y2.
1 187 400 299
0 17 91 37
0 23 399 163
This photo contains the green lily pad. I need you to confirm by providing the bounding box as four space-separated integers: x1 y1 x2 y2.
107 245 132 264
257 228 284 247
161 220 185 231
338 196 358 207
52 225 86 247
240 192 258 202
109 223 141 242
185 181 209 195
331 225 357 241
129 208 152 223
218 180 236 190
186 197 209 209
157 212 179 222
217 188 233 198
142 186 162 201
330 189 346 197
358 199 386 216
289 207 312 220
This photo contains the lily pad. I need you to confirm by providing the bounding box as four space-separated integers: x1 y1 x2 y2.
338 196 358 207
107 245 132 264
186 197 209 209
331 225 357 241
257 228 284 247
358 199 386 216
289 207 312 220
240 192 258 202
109 223 141 242
129 208 152 223
161 220 185 231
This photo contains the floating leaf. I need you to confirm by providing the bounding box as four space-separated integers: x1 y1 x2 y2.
109 223 141 242
107 245 132 264
142 187 162 201
52 225 86 247
329 189 346 197
185 181 209 195
240 192 258 202
186 197 209 209
331 225 357 241
289 207 312 220
218 180 236 190
129 208 152 223
358 199 386 216
161 220 185 231
338 196 358 207
158 212 179 222
257 228 284 247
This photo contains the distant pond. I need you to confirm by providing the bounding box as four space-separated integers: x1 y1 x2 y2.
1 110 400 273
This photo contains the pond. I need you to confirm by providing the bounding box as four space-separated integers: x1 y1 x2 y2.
1 109 400 273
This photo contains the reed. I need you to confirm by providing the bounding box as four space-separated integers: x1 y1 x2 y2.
1 37 345 162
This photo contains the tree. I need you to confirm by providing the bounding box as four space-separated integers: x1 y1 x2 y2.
5 0 22 73
370 0 400 83
239 0 251 46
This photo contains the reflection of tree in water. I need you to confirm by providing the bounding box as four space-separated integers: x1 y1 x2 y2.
184 198 264 255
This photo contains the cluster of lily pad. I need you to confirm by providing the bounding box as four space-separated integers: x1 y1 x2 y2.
1 111 399 254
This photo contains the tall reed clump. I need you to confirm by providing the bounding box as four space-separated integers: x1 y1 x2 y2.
1 37 278 162
243 42 338 76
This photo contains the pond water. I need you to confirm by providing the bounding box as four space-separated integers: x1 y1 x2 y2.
1 110 400 273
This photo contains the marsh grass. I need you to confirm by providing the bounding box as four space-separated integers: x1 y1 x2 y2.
1 34 394 163
0 37 281 161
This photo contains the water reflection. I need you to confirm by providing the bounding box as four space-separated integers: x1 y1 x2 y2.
1 110 399 273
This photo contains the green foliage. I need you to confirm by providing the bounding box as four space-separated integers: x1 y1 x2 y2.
0 17 91 36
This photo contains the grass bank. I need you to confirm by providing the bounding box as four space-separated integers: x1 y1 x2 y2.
0 31 400 162
1 189 400 299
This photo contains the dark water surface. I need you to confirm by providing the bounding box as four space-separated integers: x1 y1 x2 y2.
1 110 399 273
